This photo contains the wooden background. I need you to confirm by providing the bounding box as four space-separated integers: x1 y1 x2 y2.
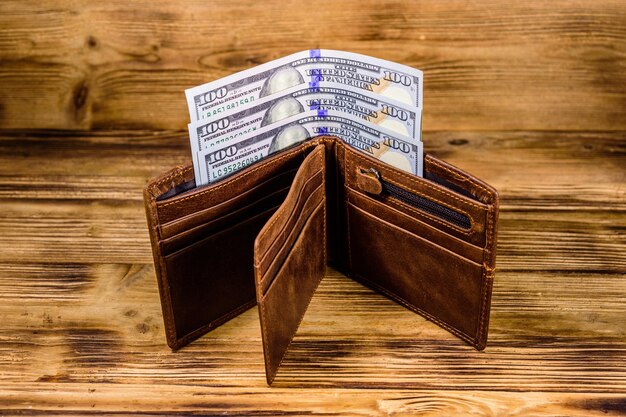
1 0 625 415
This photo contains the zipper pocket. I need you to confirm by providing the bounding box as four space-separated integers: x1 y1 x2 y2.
366 168 472 230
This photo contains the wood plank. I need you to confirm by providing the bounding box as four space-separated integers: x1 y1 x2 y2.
0 1 625 131
0 130 624 209
1 0 624 410
0 264 624 391
1 384 626 416
0 131 623 269
0 198 624 271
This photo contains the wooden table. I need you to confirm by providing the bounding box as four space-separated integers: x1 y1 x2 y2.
0 1 625 415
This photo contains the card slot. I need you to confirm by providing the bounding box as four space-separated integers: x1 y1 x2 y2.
343 144 485 209
342 146 490 248
255 169 324 273
160 185 290 255
259 199 325 300
254 147 325 254
163 204 281 260
258 189 324 295
162 205 276 341
345 186 484 264
158 166 299 234
347 202 485 341
424 154 498 205
255 200 326 384
257 171 323 280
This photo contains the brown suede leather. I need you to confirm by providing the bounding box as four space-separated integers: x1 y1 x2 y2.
144 135 500 384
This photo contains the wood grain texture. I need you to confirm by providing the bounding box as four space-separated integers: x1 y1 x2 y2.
0 0 625 414
1 131 623 269
0 131 624 414
0 264 625 389
0 266 624 408
0 0 625 131
1 385 625 416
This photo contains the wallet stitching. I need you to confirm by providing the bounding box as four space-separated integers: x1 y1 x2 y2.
476 201 497 345
259 172 327 385
347 153 479 235
148 136 497 364
151 166 193 198
260 268 325 384
346 203 353 272
259 295 272 382
258 195 323 291
423 157 498 346
271 182 327 383
160 146 309 208
345 185 479 344
348 199 482 268
345 151 495 347
352 273 477 347
378 179 475 232
345 159 353 272
387 197 473 236
161 168 298 234
346 189 484 262
146 197 177 343
349 151 486 210
428 157 492 199
257 156 323 263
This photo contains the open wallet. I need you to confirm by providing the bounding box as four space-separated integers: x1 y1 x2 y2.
144 135 500 385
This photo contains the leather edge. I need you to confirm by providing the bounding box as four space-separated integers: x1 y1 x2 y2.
261 203 327 385
474 187 500 350
144 165 259 350
419 154 501 349
253 143 328 385
143 180 180 349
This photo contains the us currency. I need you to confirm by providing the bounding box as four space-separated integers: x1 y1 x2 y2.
186 49 423 122
196 110 423 184
187 83 422 177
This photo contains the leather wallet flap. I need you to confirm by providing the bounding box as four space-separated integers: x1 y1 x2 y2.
341 144 499 350
144 144 309 350
254 143 327 384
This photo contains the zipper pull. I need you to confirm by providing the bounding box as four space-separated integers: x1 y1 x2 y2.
356 167 382 195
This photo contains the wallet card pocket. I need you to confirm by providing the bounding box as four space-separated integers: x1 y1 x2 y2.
256 173 324 293
346 187 483 265
256 200 325 384
346 201 486 347
162 205 277 341
344 146 489 247
253 143 327 384
159 167 298 239
160 185 289 256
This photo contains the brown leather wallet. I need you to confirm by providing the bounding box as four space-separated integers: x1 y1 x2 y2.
144 135 499 385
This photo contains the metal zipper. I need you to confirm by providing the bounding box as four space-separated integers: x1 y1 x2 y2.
368 168 472 229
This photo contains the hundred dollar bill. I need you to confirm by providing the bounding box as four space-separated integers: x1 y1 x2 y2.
189 81 421 155
186 49 423 122
196 110 423 184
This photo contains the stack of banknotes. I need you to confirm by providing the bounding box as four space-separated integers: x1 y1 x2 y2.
185 49 424 185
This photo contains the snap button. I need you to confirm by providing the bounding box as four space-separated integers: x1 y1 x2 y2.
355 167 382 195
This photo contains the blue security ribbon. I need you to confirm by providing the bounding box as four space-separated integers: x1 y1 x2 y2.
308 50 325 126
310 68 323 82
308 51 322 92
